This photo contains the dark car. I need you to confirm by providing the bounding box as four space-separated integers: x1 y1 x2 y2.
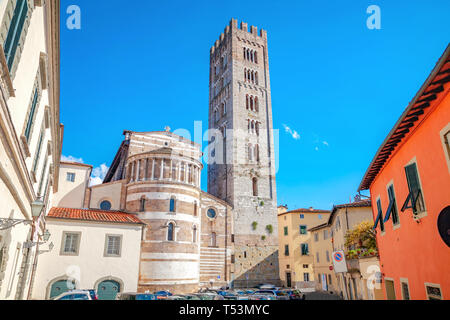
116 293 158 300
280 289 305 300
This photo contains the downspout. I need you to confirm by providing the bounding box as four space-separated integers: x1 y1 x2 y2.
224 206 228 285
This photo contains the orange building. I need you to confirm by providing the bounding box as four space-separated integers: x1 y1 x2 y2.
358 45 450 300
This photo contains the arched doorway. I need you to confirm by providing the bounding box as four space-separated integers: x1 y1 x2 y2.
49 279 76 299
97 279 121 300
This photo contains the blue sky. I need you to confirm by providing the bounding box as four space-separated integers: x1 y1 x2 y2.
60 0 450 210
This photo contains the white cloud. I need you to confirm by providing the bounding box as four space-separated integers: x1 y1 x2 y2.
61 155 84 163
323 141 329 147
282 124 301 140
315 147 319 152
89 163 109 187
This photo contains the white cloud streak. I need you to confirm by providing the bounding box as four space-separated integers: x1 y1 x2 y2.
61 155 84 163
282 124 301 140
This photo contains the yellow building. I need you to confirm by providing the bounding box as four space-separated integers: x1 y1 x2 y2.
277 206 330 289
309 223 338 293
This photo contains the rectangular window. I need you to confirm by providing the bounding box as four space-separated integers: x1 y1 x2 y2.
284 226 288 236
24 88 39 142
314 233 319 242
440 124 450 173
316 252 320 263
402 163 425 215
303 273 310 282
326 251 330 262
231 255 235 264
299 225 307 235
62 232 80 255
401 281 410 300
303 264 309 269
301 243 309 256
284 245 289 256
425 284 442 300
300 214 305 219
66 172 75 182
4 0 29 70
105 235 122 257
374 199 385 232
31 126 44 175
328 274 332 285
323 229 329 239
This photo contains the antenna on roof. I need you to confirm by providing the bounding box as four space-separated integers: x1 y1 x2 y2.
164 126 171 132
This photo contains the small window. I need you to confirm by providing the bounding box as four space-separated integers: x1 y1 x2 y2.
62 233 80 255
303 273 310 282
252 177 258 197
326 251 330 262
66 172 75 182
167 223 175 241
284 245 289 256
302 264 309 269
301 243 309 256
402 162 425 215
207 208 217 219
169 197 176 213
299 225 307 235
284 227 288 236
210 232 217 247
323 229 329 239
426 284 442 300
314 233 319 242
401 281 410 300
139 198 146 212
100 200 112 211
328 274 332 285
105 235 122 257
194 201 198 216
300 214 305 219
316 252 320 263
286 264 290 269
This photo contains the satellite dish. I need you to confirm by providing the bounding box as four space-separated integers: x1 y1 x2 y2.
437 206 450 248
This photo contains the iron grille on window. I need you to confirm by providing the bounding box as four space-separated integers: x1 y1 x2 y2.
107 236 121 256
63 233 79 253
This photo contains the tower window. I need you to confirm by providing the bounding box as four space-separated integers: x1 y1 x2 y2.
100 200 112 211
252 177 258 196
140 197 146 212
169 197 176 213
167 222 175 241
193 225 197 243
210 232 217 247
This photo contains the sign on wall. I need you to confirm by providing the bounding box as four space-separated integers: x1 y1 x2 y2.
332 250 348 273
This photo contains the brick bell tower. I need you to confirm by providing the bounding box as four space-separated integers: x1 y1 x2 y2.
207 19 280 287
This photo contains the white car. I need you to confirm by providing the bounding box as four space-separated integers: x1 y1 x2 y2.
52 290 95 300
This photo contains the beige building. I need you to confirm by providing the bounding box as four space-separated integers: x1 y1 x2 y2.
327 200 383 300
0 0 60 300
277 206 330 289
309 223 338 293
52 162 92 209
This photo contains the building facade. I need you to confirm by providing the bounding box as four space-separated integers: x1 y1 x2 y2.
31 207 144 300
208 18 280 287
309 223 338 293
0 0 60 300
277 206 330 289
359 45 450 300
326 201 383 300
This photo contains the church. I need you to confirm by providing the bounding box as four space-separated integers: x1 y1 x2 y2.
32 19 280 298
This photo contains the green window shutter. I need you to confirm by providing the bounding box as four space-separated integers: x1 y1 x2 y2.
405 163 420 194
24 88 39 142
404 163 425 213
374 199 385 232
4 0 29 70
284 227 288 236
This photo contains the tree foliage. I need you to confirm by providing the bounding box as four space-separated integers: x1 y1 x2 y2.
345 220 377 251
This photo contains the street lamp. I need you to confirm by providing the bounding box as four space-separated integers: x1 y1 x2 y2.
31 198 45 218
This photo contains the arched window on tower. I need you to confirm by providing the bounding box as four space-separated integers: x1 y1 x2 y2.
250 96 254 111
254 51 258 64
168 222 175 241
255 72 258 85
169 197 176 213
255 122 260 136
246 95 249 109
140 197 146 212
255 144 260 162
252 177 258 197
194 201 198 216
255 97 259 112
248 144 253 161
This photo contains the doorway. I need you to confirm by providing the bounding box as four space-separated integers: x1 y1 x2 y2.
286 272 292 288
385 279 396 300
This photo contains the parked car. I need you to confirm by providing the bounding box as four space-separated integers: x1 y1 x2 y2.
53 290 94 300
280 289 305 300
257 284 277 290
154 290 173 296
251 290 289 300
192 293 225 300
116 293 158 300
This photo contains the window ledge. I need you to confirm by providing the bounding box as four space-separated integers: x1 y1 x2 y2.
0 45 15 98
20 135 31 158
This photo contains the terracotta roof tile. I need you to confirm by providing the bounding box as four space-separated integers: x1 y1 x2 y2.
48 207 144 225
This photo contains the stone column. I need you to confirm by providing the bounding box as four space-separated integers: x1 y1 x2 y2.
151 159 155 180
